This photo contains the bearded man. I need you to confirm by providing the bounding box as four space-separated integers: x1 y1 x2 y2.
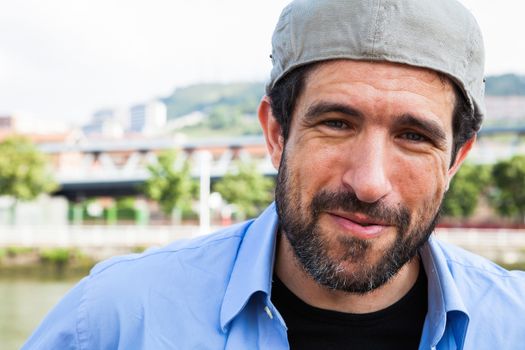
24 0 525 349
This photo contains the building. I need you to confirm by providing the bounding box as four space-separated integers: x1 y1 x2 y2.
128 100 167 135
83 109 125 138
485 95 525 124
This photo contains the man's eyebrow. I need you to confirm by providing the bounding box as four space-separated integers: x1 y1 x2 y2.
304 102 364 121
397 113 447 144
304 102 448 143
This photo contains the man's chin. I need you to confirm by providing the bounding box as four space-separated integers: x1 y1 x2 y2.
296 225 420 293
308 253 399 293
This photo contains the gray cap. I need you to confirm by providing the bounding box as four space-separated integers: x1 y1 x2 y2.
267 0 485 121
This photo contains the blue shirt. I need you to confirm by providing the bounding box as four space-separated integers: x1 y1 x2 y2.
23 203 525 349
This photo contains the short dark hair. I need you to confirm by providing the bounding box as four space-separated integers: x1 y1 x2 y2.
268 63 481 166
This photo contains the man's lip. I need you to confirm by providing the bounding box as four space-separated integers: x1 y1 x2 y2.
326 211 390 238
327 211 389 227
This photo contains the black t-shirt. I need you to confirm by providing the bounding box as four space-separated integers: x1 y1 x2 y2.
271 267 428 350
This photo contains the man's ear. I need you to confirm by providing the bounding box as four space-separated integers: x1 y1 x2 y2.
446 135 476 190
258 96 284 170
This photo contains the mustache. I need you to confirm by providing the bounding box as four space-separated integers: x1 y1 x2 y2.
310 189 410 229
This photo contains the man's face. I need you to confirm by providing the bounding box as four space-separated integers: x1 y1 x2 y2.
273 60 462 294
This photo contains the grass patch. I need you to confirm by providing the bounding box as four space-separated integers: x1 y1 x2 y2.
0 247 95 278
6 246 35 257
498 261 525 271
40 248 71 266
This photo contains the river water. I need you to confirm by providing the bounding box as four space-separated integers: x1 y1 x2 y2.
0 277 80 349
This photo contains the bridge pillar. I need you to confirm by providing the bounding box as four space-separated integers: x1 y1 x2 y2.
106 203 117 225
134 198 150 225
198 151 212 236
71 202 83 225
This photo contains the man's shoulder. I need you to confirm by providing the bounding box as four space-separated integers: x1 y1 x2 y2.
79 221 255 312
69 221 255 346
430 238 525 344
431 237 525 303
90 220 253 282
427 238 525 349
22 221 258 349
433 237 524 278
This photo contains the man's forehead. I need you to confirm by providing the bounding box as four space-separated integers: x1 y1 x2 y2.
302 60 456 111
296 60 457 134
306 60 453 89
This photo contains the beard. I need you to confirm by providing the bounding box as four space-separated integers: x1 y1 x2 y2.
275 151 441 294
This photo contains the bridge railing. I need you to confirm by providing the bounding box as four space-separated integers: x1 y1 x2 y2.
435 228 525 263
1 225 524 263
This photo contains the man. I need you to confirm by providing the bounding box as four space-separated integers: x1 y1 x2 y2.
24 0 525 349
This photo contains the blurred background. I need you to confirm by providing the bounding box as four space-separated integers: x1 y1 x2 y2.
1 0 525 348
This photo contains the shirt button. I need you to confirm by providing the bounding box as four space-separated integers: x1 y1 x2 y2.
264 306 274 319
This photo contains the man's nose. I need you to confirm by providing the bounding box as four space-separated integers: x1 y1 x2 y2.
341 137 393 203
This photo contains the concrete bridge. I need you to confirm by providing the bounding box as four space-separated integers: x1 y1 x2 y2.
39 136 276 201
37 127 525 201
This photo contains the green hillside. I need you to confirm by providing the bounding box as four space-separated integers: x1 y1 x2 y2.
485 74 525 96
158 74 525 138
161 74 525 120
162 82 265 119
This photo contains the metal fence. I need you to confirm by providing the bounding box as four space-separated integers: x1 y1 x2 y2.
436 228 525 264
1 225 525 263
0 225 204 260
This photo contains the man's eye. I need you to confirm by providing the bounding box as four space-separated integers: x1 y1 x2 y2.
323 120 347 129
401 132 428 142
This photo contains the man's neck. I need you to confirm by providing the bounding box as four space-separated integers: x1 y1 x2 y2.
274 233 421 314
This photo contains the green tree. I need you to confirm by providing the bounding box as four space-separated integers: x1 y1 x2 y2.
490 155 525 223
142 150 195 217
0 136 57 219
163 82 264 118
442 163 491 218
213 162 274 219
207 105 243 130
485 74 525 96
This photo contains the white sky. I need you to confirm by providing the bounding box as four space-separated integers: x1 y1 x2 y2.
0 0 524 123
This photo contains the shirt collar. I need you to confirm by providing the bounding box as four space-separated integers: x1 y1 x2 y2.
220 202 279 331
219 206 471 348
420 236 470 349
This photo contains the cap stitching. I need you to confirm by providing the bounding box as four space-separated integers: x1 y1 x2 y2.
370 0 382 55
287 4 296 69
